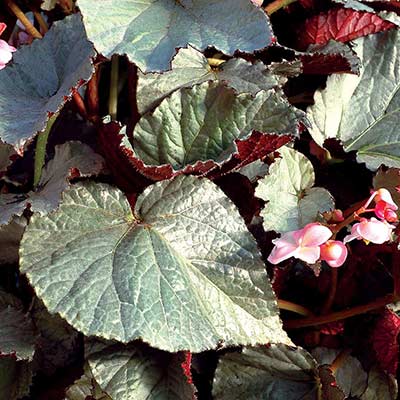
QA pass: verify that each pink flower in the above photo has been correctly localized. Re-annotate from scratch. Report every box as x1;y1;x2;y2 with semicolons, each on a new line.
0;23;16;70
319;240;348;268
364;188;398;222
268;223;332;265
343;218;395;245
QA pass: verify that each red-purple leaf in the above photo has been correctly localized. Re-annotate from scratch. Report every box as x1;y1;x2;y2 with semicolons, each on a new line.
299;8;394;49
372;308;400;375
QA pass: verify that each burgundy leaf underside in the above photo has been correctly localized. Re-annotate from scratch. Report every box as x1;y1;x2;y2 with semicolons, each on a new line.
299;7;394;49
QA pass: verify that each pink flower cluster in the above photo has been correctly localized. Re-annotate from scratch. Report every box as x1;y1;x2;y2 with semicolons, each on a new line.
344;189;397;245
0;23;16;70
268;223;347;268
268;188;398;268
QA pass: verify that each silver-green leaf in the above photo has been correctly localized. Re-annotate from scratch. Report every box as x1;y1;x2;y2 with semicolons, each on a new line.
20;176;290;352
86;341;195;400
133;81;305;171
213;344;320;400
137;46;297;114
0;14;95;150
77;0;273;72
307;30;400;170
255;146;334;233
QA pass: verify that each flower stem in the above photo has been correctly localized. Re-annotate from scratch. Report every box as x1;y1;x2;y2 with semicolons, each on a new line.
33;113;58;187
321;268;338;314
6;0;42;39
284;293;396;329
265;0;297;15
277;299;314;317
108;55;119;120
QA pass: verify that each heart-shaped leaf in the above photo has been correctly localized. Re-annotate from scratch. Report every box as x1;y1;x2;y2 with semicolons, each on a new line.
20;176;290;352
77;0;273;72
0;14;95;150
255;146;334;233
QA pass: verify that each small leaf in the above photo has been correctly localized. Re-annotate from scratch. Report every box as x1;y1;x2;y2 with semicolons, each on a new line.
255;146;334;233
213;344;321;399
307;30;400;169
311;347;367;397
133;81;304;172
299;8;394;49
65;364;111;400
0;14;95;150
0;141;105;226
0;216;26;264
86;341;196;400
360;365;398;400
77;0;273;72
20;176;290;352
0;306;36;361
137;47;295;114
0;357;33;400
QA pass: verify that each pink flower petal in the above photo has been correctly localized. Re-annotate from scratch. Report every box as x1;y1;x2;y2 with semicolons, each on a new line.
0;48;12;65
272;230;299;248
320;240;348;268
0;39;16;52
0;23;6;36
267;243;298;264
301;223;332;246
295;246;321;264
376;188;398;210
356;218;393;244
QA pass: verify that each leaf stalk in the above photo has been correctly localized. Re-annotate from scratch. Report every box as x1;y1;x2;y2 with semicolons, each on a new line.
108;55;119;121
265;0;298;15
6;0;43;39
33;113;59;187
284;293;396;329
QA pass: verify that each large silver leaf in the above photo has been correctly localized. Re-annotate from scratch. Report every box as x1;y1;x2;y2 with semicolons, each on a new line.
20;176;290;352
77;0;273;72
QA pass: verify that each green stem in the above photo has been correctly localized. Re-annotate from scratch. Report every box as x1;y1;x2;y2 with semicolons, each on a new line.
108;55;119;121
33;113;58;187
265;0;297;15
